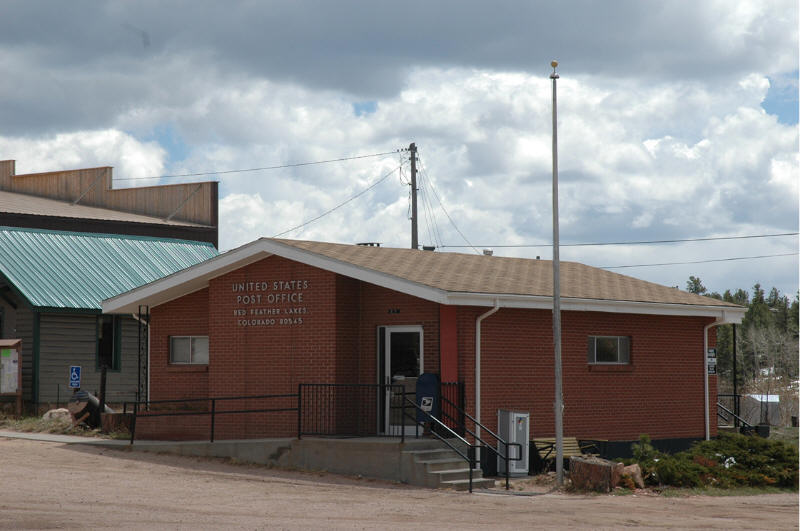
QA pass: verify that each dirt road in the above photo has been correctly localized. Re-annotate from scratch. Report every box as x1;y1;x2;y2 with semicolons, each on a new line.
1;437;796;530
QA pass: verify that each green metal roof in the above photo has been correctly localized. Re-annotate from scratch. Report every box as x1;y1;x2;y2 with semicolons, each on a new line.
0;226;218;311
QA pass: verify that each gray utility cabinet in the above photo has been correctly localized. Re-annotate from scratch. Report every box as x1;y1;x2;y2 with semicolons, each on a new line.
497;409;530;476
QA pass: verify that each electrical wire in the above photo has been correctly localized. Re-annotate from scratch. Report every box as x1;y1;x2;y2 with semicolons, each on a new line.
421;172;445;248
439;232;799;249
417;154;479;254
271;162;405;238
113;150;402;182
418;171;442;248
599;252;797;269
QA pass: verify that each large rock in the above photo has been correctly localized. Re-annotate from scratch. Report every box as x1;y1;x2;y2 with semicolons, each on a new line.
622;463;645;489
569;456;624;492
42;408;71;423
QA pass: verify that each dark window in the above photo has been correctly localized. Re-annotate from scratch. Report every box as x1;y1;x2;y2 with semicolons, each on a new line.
97;315;121;370
587;336;630;364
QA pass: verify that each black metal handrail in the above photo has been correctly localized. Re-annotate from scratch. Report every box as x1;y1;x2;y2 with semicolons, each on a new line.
717;393;742;428
400;396;479;493
125;392;298;444
717;401;752;429
297;383;412;440
439;394;522;490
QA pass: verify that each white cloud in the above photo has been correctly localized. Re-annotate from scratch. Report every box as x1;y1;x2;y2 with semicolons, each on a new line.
0;1;796;297
0;130;165;183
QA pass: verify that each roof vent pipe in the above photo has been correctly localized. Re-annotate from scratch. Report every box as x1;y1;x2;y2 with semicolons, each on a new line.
482;249;493;256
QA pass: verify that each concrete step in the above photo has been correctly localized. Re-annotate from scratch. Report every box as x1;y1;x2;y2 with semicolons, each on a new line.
403;448;458;461
430;467;479;483
440;477;496;491
419;457;467;472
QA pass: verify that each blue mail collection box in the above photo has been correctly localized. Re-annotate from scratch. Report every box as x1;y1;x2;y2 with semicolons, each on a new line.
415;372;440;423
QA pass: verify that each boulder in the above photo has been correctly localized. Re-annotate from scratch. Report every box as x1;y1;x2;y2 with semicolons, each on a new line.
622;463;645;489
42;408;71;423
569;456;624;492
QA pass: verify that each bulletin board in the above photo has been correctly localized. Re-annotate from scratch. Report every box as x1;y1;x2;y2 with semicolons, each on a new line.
0;339;22;415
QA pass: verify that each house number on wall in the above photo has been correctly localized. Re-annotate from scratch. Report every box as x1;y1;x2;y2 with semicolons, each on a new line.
231;279;310;327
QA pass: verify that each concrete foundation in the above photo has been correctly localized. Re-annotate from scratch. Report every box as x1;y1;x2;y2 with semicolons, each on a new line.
126;436;488;488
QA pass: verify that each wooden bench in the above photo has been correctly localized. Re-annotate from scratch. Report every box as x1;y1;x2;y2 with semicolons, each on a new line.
532;437;605;473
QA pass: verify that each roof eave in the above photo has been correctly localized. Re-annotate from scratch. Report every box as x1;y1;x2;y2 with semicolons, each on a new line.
445;292;746;321
103;238;450;314
102;238;745;323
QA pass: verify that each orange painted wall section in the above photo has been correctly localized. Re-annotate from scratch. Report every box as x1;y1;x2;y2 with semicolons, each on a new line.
439;305;458;382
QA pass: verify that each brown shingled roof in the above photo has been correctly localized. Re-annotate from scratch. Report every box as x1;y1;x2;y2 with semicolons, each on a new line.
274;239;740;308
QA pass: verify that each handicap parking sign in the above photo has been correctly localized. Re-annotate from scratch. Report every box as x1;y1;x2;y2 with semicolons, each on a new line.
69;366;81;389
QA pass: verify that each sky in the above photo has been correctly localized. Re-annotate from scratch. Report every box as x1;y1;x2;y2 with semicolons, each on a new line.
1;1;798;299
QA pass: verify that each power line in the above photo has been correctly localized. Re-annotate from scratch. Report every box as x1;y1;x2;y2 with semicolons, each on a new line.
439;232;799;249
272;162;405;238
417;154;479;254
600;252;797;269
113;150;402;182
418;170;444;248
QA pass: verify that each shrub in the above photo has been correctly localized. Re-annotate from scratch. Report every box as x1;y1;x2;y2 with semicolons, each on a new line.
635;433;798;490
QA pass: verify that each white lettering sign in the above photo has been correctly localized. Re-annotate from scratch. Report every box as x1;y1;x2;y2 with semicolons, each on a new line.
232;279;310;327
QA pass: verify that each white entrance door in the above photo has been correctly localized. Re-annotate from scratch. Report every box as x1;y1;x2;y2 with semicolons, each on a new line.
379;326;423;435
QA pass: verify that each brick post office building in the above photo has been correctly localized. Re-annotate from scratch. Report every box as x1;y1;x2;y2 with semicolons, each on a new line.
104;238;744;453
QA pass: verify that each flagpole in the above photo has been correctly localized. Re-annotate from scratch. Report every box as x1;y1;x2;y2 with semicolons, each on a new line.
550;60;565;487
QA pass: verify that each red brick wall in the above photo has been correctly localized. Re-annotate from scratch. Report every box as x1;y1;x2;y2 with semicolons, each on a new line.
457;306;718;442
144;255;718;442
356;283;440;383
143;288;211;440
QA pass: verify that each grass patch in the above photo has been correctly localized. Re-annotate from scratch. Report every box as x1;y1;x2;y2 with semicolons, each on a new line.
0;414;127;439
0;415;88;436
660;486;792;497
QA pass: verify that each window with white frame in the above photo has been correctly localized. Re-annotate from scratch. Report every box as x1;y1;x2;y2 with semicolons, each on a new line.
587;336;630;364
169;336;209;364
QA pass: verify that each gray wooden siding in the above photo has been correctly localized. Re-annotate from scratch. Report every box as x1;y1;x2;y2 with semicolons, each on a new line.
37;314;139;406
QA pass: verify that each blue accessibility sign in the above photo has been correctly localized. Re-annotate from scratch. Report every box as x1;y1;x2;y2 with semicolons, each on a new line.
69;366;81;389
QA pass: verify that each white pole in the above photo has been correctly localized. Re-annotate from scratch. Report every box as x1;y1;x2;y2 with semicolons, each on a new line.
550;60;565;487
475;300;500;466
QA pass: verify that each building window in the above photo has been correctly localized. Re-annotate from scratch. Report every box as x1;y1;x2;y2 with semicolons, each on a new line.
97;315;122;370
170;336;209;365
587;336;630;364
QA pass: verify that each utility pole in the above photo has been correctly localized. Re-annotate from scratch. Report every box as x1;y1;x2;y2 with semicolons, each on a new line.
550;60;565;487
409;142;418;250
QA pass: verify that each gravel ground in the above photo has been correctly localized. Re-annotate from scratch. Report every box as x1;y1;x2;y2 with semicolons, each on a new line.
1;437;797;530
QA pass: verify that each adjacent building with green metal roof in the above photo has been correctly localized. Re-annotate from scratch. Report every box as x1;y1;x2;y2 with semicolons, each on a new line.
0;227;217;311
0;226;218;407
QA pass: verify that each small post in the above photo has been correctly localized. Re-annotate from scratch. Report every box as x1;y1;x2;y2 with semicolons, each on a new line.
468;445;475;493
210;398;216;443
732;324;739;427
130;401;138;445
505;441;510;490
400;386;406;444
98;364;108;429
297;384;303;439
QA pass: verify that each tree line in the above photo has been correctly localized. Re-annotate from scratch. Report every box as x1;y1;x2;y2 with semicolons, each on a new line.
686;276;799;407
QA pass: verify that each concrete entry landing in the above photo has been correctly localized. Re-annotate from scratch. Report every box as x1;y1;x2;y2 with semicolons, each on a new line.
0;430;495;490
127;436;494;490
